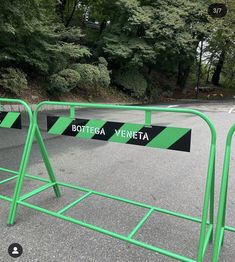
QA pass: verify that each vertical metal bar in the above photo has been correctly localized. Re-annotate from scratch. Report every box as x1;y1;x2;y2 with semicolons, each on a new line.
70;106;75;118
145;110;152;126
209;156;215;242
34;125;61;198
197;143;216;262
212;125;235;262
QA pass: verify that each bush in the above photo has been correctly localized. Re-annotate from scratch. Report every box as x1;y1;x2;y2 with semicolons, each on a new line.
114;69;147;98
49;69;81;93
98;63;110;88
0;67;28;96
71;62;110;90
98;57;108;67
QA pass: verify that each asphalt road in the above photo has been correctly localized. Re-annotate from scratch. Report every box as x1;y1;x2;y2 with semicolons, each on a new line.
1;100;235;262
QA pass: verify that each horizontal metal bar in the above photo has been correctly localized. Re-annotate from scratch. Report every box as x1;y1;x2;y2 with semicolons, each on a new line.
0;170;51;184
25;174;51;183
57;181;206;224
58;192;93;214
19;183;55;201
0;195;12;202
0;98;33;121
0;175;18;185
0;170;52;184
18;200;195;262
35;101;217;146
202;224;213;258
128;208;154;239
0;167;18;175
225;225;235;232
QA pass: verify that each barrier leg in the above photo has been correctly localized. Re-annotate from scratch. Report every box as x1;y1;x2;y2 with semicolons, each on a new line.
212;143;231;262
35;126;61;198
197;144;216;262
7;124;36;225
7;124;61;225
209;158;215;242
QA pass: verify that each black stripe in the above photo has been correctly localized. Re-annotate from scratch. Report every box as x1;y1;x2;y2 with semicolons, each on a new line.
47;116;59;131
126;126;166;146
11;114;22;129
62;119;90;137
168;130;191;152
0;112;7;122
92;121;124;141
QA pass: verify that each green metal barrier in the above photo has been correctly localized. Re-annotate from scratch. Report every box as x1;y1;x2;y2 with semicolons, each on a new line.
212;124;235;262
0;98;34;202
0;98;61;217
3;101;216;262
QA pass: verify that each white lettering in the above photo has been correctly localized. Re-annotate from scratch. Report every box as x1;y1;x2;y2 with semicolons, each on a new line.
143;133;149;141
115;129;120;136
114;129;150;141
100;128;105;135
71;124;106;136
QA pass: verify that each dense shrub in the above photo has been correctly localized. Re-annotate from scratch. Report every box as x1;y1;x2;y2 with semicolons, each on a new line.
98;57;108;67
49;69;81;93
0;67;28;95
71;61;110;90
114;69;147;98
71;64;100;90
98;63;110;88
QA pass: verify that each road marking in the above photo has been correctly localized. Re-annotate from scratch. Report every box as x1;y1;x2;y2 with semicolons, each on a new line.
229;108;234;114
168;105;179;108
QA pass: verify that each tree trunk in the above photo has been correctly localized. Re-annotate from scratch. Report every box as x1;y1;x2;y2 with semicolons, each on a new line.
211;49;226;86
99;20;107;35
65;0;78;27
177;62;191;90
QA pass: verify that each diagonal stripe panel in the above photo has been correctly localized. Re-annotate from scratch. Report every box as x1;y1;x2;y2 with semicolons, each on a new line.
147;127;190;150
0;112;21;129
47;117;73;135
47;116;191;152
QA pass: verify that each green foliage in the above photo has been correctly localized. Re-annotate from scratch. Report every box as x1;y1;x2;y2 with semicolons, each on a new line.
49;69;81;93
0;1;90;76
98;57;108;67
114;68;147;98
71;60;110;90
98;63;110;88
0;68;28;96
99;0;209;69
1;0;234;99
71;64;100;90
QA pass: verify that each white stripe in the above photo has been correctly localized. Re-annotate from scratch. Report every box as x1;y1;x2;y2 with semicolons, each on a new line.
229;108;234;114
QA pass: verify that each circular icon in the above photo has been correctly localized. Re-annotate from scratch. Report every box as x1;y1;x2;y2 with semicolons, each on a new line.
8;243;23;258
208;3;227;18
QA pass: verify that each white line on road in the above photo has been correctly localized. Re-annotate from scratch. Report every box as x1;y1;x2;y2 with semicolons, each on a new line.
168;105;179;108
229;108;234;114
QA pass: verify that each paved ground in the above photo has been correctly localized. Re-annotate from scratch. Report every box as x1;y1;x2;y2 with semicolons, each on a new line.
0;100;235;262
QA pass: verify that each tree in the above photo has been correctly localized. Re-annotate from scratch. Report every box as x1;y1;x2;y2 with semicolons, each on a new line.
0;0;90;76
98;0;210;90
206;0;235;86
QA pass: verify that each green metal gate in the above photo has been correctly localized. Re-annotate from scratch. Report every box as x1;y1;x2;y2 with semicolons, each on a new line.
212;124;235;262
0;100;216;262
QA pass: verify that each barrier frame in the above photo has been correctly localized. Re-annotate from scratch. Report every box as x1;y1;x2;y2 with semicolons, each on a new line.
212;124;235;262
2;101;216;262
0;98;61;221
